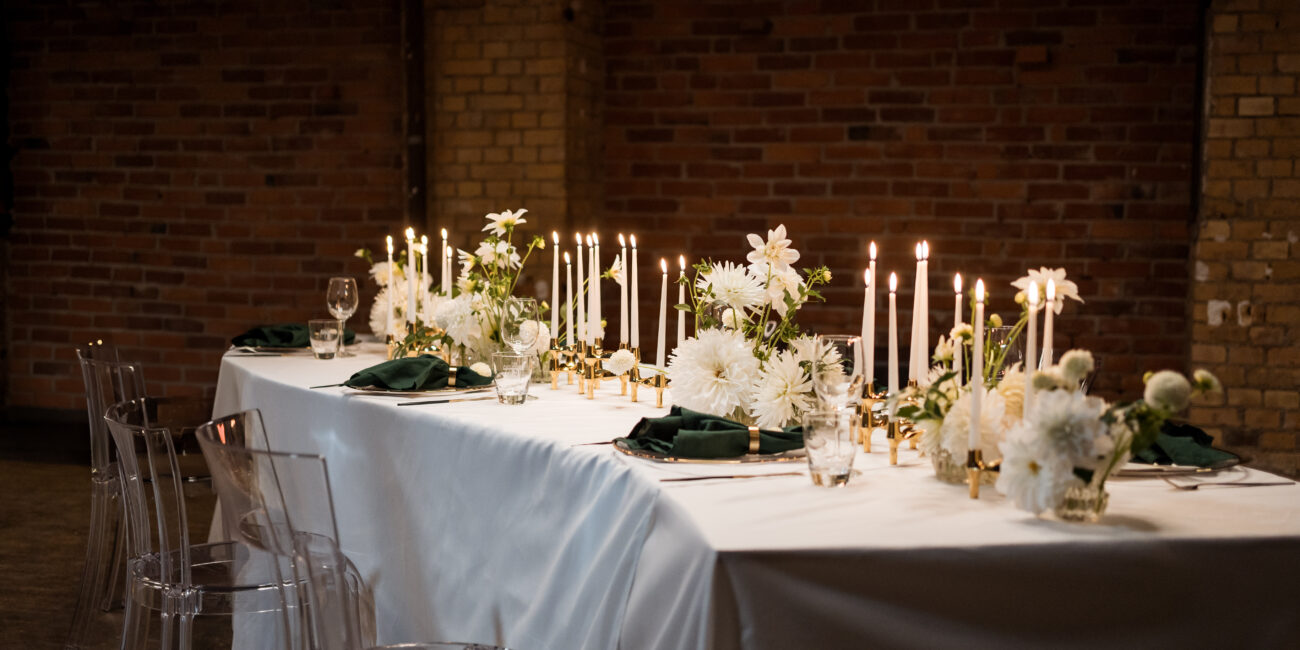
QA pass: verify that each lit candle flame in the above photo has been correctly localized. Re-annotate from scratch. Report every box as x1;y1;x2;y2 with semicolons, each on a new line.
954;273;962;294
869;241;877;261
975;279;985;302
441;228;447;239
552;231;559;244
446;245;453;257
386;235;393;253
592;233;599;245
864;269;871;286
576;232;583;245
1028;280;1039;306
586;234;593;246
889;272;898;292
660;258;668;273
405;227;414;241
915;242;923;260
922;240;930;260
630;234;637;248
564;252;571;264
1046;279;1056;303
618;233;626;247
678;255;686;272
421;234;428;246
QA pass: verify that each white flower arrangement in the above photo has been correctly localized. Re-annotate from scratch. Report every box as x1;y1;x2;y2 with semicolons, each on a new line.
666;225;832;426
996;350;1222;517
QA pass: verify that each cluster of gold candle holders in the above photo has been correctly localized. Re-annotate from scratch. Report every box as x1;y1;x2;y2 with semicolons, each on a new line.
546;341;669;407
386;323;450;362
856;385;889;454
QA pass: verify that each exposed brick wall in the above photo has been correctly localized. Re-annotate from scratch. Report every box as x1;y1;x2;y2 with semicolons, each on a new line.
5;1;403;409
604;0;1201;400
1192;0;1300;477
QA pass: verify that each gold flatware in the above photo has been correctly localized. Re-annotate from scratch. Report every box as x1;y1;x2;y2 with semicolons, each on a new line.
660;472;803;483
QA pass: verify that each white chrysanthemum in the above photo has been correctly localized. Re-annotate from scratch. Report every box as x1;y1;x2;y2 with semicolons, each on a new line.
435;294;482;347
667;328;759;418
751;350;814;429
745;224;800;269
1059;349;1094;385
369;286;406;338
950;323;973;342
521;320;551;356
482;208;528;236
1192;368;1221;394
1031;389;1109;469
475;240;520;269
368;260;404;287
417;291;444;330
607;254;625;287
997;366;1026;421
933;386;1007;461
996;423;1076;515
720;308;745;329
606;348;636;376
697;261;765;315
750;262;805;317
1144;370;1191;412
469;362;493;377
1011;267;1083;315
789;334;837;369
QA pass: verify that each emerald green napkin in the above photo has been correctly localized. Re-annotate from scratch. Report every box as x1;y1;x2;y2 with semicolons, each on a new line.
617;406;803;459
343;355;492;391
1132;422;1238;468
232;323;356;348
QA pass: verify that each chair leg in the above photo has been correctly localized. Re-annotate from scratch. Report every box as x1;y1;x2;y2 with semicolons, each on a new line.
99;493;128;612
65;478;123;649
119;587;150;650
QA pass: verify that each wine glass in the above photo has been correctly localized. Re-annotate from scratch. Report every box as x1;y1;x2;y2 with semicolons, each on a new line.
326;277;359;357
810;334;863;411
501;297;540;355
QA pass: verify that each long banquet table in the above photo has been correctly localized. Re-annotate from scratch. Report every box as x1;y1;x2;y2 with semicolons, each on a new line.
214;344;1300;649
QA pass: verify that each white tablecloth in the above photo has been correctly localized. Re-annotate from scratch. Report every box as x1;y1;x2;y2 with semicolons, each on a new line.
214;347;1300;649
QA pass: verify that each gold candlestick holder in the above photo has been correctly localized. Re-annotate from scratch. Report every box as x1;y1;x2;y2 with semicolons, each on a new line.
548;343;570;390
906;379;920;450
617;343;633;396
967;449;983;499
633;371;669;408
584;343;605;399
857;384;888;453
887;418;902;466
385;334;398;361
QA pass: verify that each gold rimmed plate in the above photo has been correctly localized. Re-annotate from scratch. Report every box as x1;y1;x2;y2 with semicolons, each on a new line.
612;439;806;464
1114;451;1242;478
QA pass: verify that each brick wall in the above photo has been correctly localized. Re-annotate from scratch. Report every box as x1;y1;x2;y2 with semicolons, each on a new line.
604;0;1201;400
4;1;403;409
1193;0;1300;477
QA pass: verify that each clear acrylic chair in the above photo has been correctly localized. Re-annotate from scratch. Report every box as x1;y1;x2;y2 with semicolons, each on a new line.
195;409;510;650
104;397;297;650
67;342;145;649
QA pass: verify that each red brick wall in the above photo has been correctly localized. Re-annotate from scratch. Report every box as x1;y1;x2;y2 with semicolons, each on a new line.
1192;0;1300;477
604;0;1201;399
5;1;403;409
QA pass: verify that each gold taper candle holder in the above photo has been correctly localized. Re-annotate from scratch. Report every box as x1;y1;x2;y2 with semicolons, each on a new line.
858;383;888;453
887;418;902;466
634;371;669;408
549;343;568;390
617;343;633;396
967;449;984;499
584;344;604;399
906;379;920;449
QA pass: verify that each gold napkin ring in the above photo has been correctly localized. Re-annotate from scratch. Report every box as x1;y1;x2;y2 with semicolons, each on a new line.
448;366;458;387
747;426;760;454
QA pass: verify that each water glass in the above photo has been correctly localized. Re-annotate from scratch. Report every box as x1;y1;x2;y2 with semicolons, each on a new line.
501;297;540;354
308;320;341;360
491;352;532;405
801;409;857;487
326;277;359;357
810;334;862;410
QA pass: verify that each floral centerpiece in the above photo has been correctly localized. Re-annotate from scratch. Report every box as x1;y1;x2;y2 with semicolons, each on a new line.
895;267;1083;481
358;209;551;363
667;225;833;428
997;355;1221;521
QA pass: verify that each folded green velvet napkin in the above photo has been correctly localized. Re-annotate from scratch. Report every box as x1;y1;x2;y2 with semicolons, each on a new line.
1132;422;1238;468
232;323;356;348
343;355;492;391
617;406;803;459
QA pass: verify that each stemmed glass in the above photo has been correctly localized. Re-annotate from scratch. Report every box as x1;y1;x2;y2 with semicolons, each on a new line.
326;277;359;357
500;297;540;355
810;334;863;411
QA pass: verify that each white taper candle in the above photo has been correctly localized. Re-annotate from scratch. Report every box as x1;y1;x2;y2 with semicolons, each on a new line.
1042;279;1056;370
1025;281;1038;421
971;279;986;451
631;235;640;349
888;272;899;394
565;253;574;346
657;258;668;368
677;255;686;346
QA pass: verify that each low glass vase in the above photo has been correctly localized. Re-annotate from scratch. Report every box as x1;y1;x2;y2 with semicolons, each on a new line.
1054;484;1109;523
931;448;995;485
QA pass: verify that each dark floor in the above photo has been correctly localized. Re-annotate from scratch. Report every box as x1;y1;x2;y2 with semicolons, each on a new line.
0;417;218;649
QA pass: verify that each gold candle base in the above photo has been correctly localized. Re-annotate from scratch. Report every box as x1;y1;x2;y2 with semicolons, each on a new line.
887;419;901;466
584;344;604;399
636;372;669;408
967;449;983;499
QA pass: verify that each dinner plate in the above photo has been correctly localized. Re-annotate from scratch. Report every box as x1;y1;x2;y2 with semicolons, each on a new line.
1113;450;1241;478
612;438;806;464
347;383;495;398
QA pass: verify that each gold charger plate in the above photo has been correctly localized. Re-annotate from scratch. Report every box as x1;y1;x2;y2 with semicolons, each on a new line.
348;383;495;398
612;439;805;464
